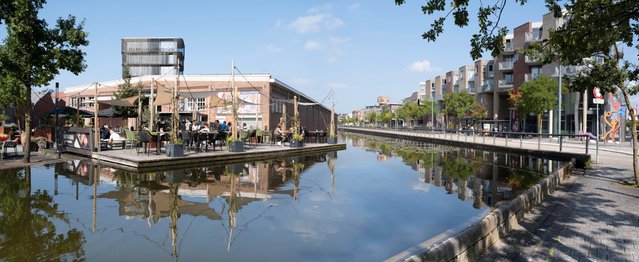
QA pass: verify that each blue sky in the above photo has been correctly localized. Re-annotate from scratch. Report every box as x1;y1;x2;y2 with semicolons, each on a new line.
27;1;638;113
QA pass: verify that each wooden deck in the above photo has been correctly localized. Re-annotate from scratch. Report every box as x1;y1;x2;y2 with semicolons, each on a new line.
92;142;346;172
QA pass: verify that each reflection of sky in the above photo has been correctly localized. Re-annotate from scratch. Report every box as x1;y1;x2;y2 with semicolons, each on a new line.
25;142;489;261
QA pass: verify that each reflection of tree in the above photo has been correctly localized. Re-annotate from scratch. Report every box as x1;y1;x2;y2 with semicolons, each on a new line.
292;162;305;200
0;167;85;261
506;169;543;195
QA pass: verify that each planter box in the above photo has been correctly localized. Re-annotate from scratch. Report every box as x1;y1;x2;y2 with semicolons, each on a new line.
228;141;244;152
290;140;304;148
165;143;184;157
326;137;338;144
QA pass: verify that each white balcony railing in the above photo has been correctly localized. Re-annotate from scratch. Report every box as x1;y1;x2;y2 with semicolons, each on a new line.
498;62;514;71
498;79;513;88
524;73;540;82
504;42;514;52
525;31;542;42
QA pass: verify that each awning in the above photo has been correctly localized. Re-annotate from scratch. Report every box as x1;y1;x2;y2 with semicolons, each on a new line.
98;96;139;107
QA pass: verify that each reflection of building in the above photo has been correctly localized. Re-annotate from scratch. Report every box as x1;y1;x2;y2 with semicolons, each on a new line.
60;74;331;131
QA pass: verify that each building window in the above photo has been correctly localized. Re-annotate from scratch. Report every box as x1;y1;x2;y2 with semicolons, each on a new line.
70;97;86;108
505;73;513;84
271;100;282;113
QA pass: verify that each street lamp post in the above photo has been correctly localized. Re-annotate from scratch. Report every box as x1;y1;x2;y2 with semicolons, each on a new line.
55;82;60;158
431;87;435;132
558;64;562;136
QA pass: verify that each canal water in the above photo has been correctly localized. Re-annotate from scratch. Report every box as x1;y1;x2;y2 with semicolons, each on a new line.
0;133;564;261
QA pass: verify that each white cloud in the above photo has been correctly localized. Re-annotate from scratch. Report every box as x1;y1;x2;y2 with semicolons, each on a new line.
407;60;440;72
348;3;361;10
265;44;283;53
329;36;350;45
287;14;344;34
326;56;338;64
274;19;283;28
304;40;322;50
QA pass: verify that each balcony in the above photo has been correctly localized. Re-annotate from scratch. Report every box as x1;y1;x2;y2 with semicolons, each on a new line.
498;61;514;71
525;31;542;42
481;80;494;93
524;73;540;82
503;42;514;53
498;80;513;89
525;55;542;65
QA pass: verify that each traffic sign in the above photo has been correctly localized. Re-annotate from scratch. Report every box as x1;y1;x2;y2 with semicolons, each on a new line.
593;98;604;104
619;109;624;117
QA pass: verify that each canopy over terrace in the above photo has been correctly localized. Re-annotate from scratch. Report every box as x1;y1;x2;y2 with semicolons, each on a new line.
60;74;333;132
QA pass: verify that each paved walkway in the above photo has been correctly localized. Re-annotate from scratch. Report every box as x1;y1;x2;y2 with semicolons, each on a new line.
341;127;639;261
478;149;639;261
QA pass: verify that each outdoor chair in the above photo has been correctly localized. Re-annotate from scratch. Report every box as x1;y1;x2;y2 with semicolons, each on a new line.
137;130;152;156
240;131;250;149
255;129;262;144
123;128;138;150
181;131;191;151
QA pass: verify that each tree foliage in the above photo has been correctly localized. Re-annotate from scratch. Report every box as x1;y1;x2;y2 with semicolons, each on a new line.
443;92;475;124
519;75;557;133
114;67;141;120
397;101;430;127
0;0;89;162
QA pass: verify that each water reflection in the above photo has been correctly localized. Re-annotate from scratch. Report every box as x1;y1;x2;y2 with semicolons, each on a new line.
0;133;568;261
0;167;86;261
345;133;563;208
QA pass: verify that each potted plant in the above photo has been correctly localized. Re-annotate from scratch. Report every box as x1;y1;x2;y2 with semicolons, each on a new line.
227;60;244;152
166;71;184;157
290;133;304;148
227;136;244;152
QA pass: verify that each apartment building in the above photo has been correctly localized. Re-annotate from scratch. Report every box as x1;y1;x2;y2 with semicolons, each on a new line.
414;11;601;134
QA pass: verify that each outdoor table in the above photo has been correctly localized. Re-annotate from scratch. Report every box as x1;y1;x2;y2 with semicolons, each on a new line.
151;132;169;155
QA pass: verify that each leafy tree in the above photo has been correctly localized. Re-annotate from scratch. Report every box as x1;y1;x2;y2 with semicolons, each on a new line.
443;92;475;128
376;105;393;126
469;101;487;123
519;75;557;134
397;102;430;127
0;0;89;163
364;111;377;125
114;67;142;121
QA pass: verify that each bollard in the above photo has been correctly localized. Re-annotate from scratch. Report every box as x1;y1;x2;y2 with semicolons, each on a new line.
559;136;563;152
585;136;589;154
520;134;523;149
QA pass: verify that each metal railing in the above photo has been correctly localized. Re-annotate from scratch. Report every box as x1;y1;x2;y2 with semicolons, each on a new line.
341;126;596;155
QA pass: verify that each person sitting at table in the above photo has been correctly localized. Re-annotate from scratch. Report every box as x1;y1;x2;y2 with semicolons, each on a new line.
242;123;248;131
274;124;287;146
220;121;228;132
199;123;210;133
108;127;125;149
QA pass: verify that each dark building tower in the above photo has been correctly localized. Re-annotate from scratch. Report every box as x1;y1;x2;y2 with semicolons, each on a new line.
121;37;185;77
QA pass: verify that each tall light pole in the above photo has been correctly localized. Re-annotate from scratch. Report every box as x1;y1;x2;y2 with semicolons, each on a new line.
431;87;435;131
557;64;562;135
